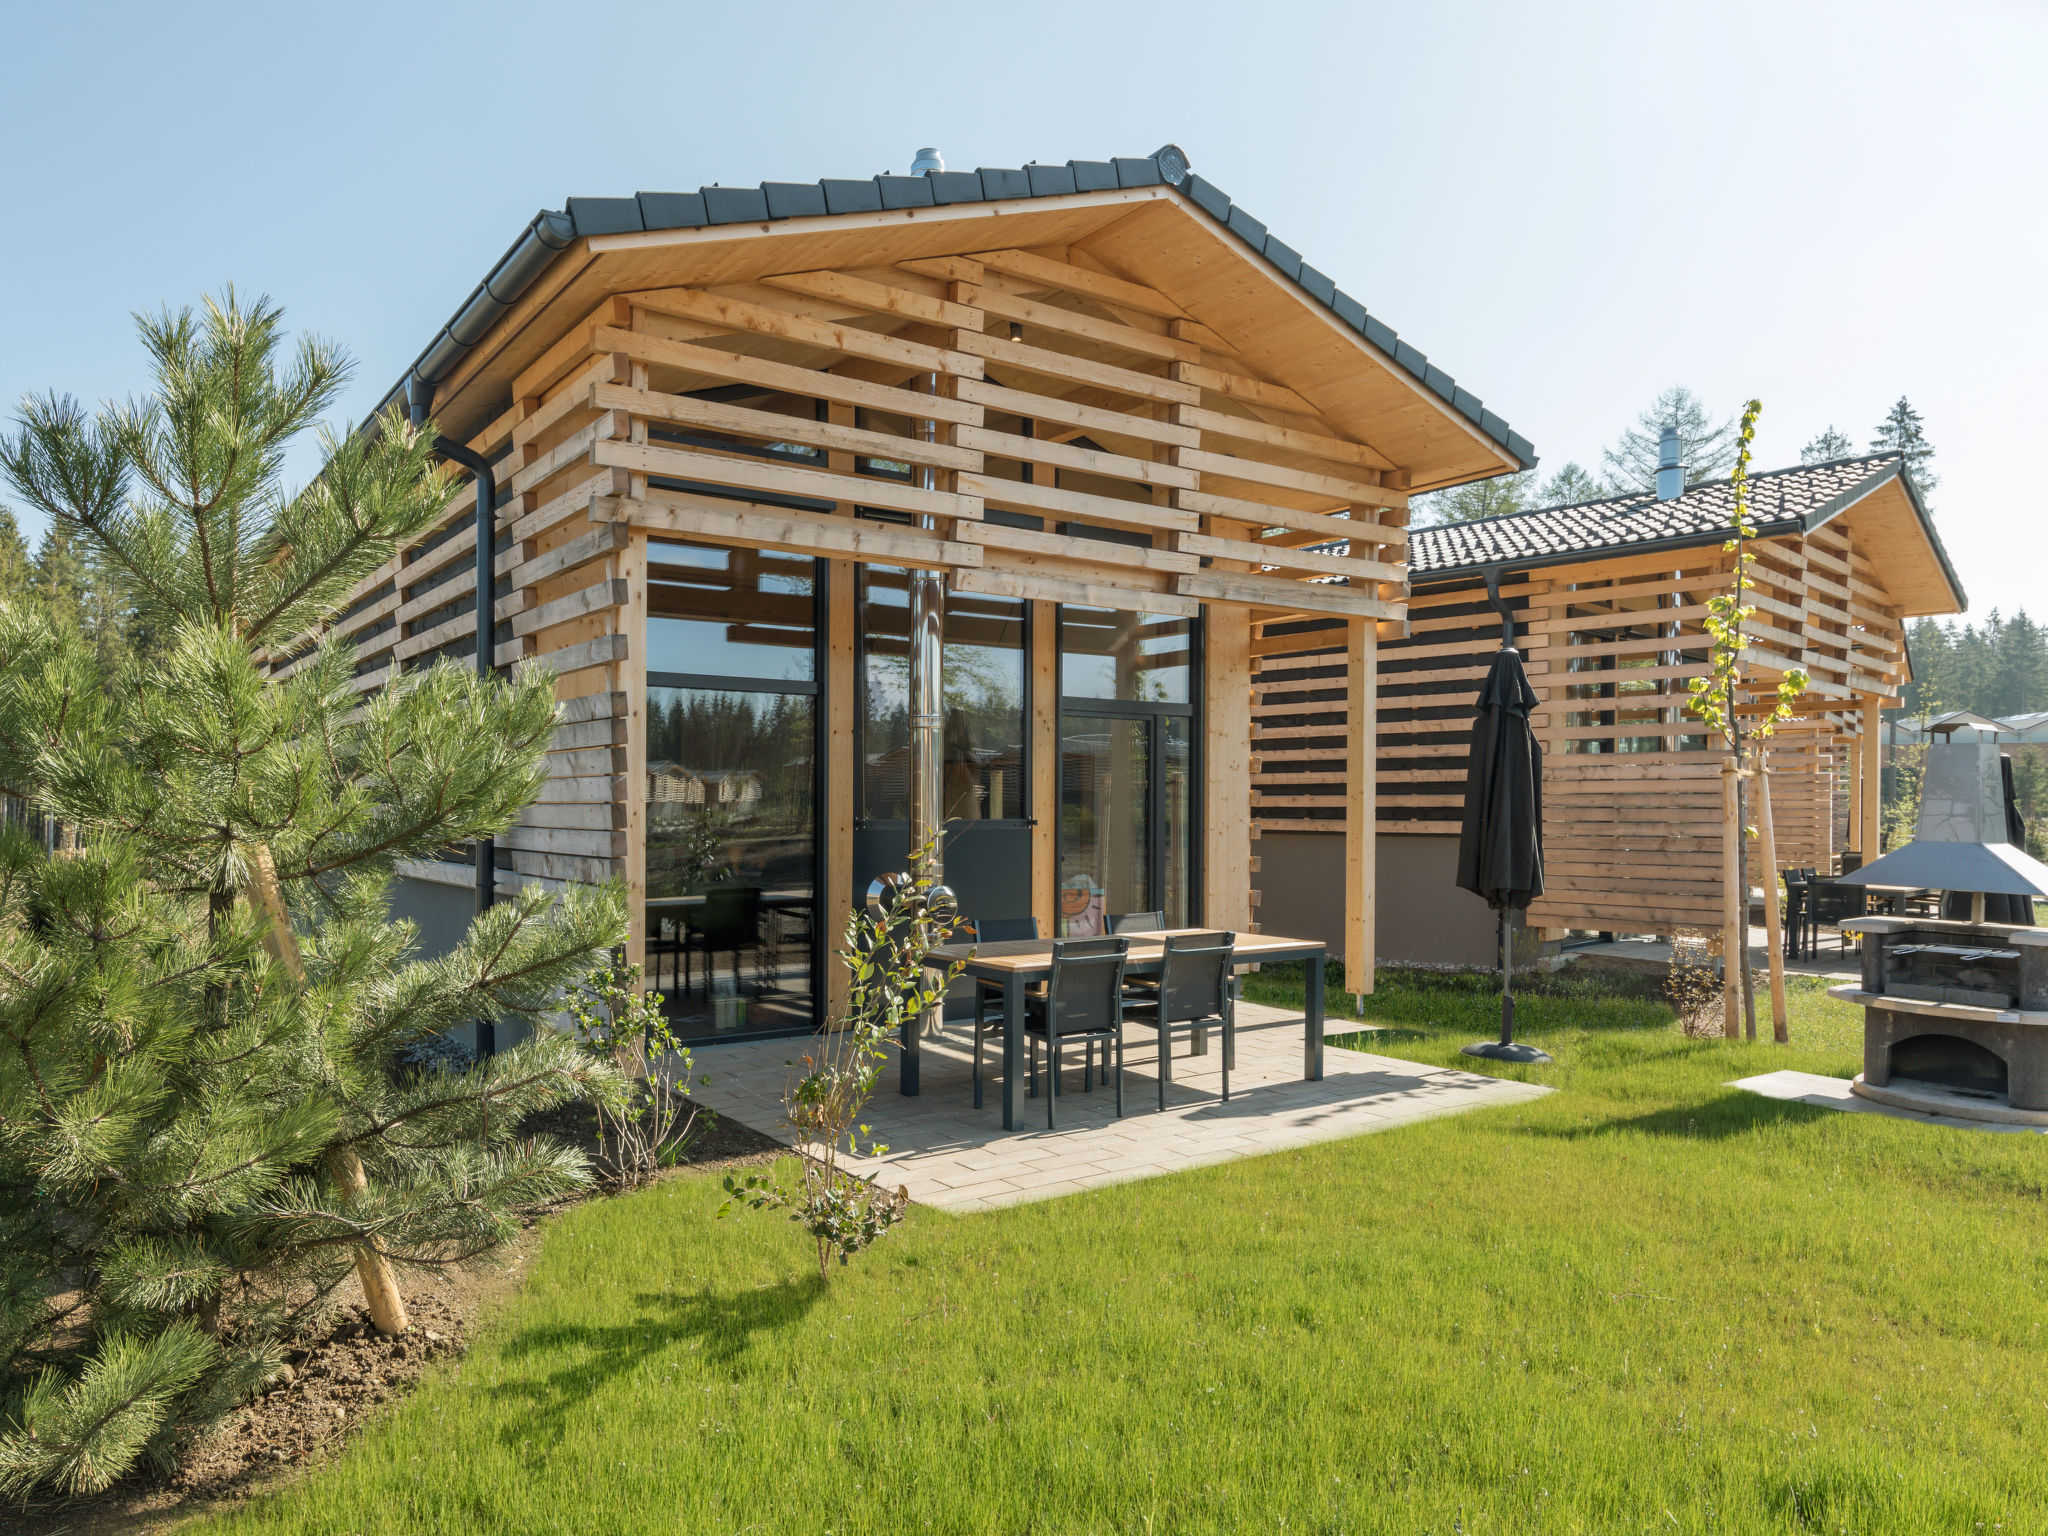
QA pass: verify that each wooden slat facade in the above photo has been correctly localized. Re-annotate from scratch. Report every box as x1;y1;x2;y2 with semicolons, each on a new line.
1248;517;1921;937
267;186;1515;997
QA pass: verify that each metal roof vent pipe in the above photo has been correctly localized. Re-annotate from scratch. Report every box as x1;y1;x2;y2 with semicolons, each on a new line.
1655;426;1685;501
911;147;944;175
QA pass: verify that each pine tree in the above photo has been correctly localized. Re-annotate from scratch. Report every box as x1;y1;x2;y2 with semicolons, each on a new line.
1871;396;1938;500
0;290;628;1496
1534;461;1607;506
1411;469;1534;525
1601;386;1735;492
0;506;29;610
1800;425;1855;463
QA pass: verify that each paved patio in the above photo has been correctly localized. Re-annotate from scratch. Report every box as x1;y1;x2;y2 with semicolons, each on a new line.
686;1002;1551;1211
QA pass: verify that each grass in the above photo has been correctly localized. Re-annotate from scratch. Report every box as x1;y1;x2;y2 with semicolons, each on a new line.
197;966;2048;1535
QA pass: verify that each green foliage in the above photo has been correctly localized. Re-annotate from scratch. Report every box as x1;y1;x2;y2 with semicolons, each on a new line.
189;972;2048;1535
0;290;627;1497
1411;469;1536;525
721;841;963;1280
1685;399;1810;754
1899;609;2048;722
1601;384;1736;490
1871;394;1938;501
565;961;713;1186
1800;424;1856;463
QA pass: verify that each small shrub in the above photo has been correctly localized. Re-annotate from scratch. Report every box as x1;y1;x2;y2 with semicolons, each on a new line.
566;962;712;1187
1665;931;1725;1039
721;840;962;1280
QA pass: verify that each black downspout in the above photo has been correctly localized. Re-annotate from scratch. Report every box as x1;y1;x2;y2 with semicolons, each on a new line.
410;380;499;1055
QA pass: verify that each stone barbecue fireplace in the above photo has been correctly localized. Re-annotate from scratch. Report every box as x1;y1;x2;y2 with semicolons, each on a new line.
1834;916;2048;1124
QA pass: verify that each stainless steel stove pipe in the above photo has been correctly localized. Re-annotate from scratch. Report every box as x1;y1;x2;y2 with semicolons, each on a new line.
907;373;946;884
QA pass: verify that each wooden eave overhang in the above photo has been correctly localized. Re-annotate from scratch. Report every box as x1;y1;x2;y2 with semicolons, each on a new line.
389;153;1531;493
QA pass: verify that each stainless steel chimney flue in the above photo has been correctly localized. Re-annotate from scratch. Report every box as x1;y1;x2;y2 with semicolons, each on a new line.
906;372;946;890
1655;426;1684;501
910;147;944;175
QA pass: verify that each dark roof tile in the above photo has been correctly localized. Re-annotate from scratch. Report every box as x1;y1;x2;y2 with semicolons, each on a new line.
567;196;643;236
761;182;827;219
1330;290;1367;330
1363;315;1398;354
979;166;1030;199
635;192;705;230
820;178;883;214
1027;163;1077;196
927;170;985;204
1183;173;1231;221
1296;263;1337;306
1410;455;1908;576
876;175;936;209
1262;236;1302;281
1113;156;1163;188
1069;159;1118;192
1393;339;1428;376
701;185;768;224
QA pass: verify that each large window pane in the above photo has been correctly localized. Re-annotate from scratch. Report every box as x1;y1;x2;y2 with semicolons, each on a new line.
1058;715;1151;936
648;540;815;684
1059;607;1191;703
644;687;815;1040
860;568;1025;820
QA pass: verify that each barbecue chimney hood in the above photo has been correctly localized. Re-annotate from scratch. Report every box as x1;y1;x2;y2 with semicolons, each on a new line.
1838;735;2048;898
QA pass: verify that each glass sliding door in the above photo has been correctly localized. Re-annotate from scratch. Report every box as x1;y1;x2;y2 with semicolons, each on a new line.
855;566;1032;926
644;540;820;1040
1056;607;1196;936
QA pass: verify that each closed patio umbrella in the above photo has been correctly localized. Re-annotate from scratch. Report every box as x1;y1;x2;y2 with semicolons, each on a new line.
1456;641;1551;1064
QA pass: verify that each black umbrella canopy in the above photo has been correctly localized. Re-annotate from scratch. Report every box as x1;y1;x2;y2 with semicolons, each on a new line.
1457;647;1545;913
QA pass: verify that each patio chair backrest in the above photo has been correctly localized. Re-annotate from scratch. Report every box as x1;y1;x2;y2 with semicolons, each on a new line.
1155;931;1235;1024
1109;911;1166;934
688;885;760;944
1808;882;1867;925
1045;936;1129;1037
972;915;1040;942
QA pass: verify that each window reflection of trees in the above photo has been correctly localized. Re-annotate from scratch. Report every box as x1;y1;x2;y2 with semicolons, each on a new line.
646;688;815;899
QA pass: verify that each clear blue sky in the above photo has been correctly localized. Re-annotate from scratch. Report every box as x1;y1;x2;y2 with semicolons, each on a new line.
5;0;2042;622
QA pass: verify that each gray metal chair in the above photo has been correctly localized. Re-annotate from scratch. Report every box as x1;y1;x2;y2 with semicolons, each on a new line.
1109;911;1166;934
1124;931;1237;1109
1022;937;1129;1128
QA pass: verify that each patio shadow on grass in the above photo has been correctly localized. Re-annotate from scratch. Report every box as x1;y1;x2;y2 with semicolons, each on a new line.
1525;1088;1840;1142
486;1274;825;1447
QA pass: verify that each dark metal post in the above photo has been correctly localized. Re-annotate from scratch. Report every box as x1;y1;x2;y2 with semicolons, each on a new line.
416;410;501;1056
1500;909;1515;1046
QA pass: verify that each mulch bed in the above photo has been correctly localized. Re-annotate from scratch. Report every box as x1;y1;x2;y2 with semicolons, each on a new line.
0;1100;784;1536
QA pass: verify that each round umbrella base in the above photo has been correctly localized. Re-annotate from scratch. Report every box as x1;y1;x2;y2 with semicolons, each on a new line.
1461;1041;1553;1065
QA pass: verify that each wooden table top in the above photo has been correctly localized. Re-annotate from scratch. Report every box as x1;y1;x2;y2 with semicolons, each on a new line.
926;929;1324;976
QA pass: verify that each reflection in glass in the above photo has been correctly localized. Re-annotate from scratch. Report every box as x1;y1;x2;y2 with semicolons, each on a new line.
1058;607;1191;703
1058;715;1149;937
860;568;1025;820
647;540;815;683
644;688;815;1041
1163;715;1191;927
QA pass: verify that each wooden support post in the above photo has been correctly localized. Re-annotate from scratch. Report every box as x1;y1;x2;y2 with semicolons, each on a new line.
1861;693;1884;856
1343;617;1377;998
826;558;857;1022
1031;600;1057;938
1755;750;1789;1043
1203;603;1252;932
1722;758;1743;1040
619;531;649;982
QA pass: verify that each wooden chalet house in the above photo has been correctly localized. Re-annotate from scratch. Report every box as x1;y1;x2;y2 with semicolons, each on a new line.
1251;453;1965;963
273;145;1535;1043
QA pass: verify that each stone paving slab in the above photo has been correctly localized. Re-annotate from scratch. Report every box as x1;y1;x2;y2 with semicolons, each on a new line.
1732;1068;2048;1135
684;1002;1551;1210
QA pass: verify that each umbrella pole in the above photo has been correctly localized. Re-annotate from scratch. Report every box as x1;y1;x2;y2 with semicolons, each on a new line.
1500;908;1514;1046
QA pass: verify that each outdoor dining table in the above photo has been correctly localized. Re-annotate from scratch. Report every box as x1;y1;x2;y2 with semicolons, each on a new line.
919;930;1330;1130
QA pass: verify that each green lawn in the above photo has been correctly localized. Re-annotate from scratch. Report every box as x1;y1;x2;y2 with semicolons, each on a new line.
199;967;2048;1534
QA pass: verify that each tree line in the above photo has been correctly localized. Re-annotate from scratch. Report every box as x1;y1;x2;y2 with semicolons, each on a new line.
1414;388;1938;523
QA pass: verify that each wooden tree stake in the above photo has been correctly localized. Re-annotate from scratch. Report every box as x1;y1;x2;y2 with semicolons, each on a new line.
247;842;411;1335
1721;760;1742;1039
1754;751;1790;1043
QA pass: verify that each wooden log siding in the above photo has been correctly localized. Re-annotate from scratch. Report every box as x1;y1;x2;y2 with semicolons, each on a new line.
270;249;1418;969
1248;524;1907;936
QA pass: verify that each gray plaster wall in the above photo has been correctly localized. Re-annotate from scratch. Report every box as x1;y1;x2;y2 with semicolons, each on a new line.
1254;830;1499;971
387;874;532;1053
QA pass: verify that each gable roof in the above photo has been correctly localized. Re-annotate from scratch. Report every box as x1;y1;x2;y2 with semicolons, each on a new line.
371;145;1535;472
1408;452;1965;614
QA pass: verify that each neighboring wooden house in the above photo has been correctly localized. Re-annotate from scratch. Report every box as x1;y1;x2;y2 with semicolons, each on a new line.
1250;453;1964;962
268;145;1534;1040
